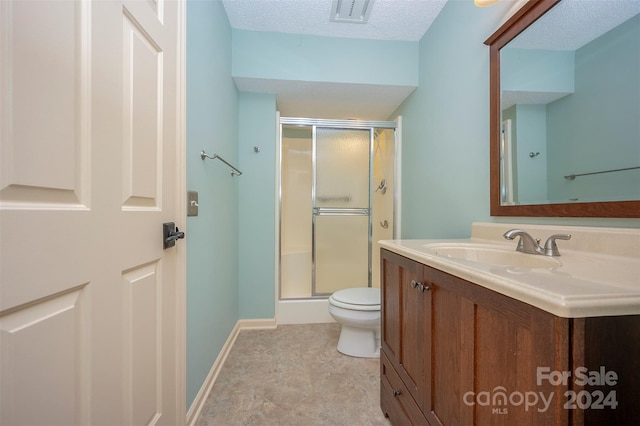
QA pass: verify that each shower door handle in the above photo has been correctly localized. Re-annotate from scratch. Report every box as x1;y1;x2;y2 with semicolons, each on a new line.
313;207;370;216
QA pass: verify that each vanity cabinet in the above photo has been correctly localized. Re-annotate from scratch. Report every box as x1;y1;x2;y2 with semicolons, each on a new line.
380;249;639;425
380;251;429;424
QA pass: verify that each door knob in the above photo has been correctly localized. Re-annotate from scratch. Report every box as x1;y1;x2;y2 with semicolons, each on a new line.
163;222;185;249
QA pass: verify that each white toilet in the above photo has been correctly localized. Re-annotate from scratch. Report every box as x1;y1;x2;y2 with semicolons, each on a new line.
328;287;381;358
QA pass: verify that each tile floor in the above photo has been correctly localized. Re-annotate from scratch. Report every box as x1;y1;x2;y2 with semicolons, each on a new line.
196;323;391;426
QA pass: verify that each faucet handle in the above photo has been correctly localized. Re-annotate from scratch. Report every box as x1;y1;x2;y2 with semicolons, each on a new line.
543;233;571;256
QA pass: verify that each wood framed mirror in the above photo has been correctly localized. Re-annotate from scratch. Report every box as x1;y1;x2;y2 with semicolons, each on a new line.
485;0;640;217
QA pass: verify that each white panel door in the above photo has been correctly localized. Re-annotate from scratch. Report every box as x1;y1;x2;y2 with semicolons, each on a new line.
0;0;185;425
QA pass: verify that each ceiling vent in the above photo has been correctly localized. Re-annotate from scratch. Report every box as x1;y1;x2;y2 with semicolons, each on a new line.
330;0;375;24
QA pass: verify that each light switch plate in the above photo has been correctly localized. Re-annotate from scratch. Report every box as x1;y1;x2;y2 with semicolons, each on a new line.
187;191;198;216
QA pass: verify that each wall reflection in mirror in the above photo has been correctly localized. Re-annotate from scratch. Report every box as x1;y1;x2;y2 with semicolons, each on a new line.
499;0;640;206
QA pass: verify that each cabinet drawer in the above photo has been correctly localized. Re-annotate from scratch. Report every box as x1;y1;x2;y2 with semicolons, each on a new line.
381;351;428;425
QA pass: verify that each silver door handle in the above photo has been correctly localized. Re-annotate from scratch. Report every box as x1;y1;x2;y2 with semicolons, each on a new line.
163;222;185;249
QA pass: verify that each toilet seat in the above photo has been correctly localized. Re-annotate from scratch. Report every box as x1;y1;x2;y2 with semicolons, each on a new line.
329;287;380;311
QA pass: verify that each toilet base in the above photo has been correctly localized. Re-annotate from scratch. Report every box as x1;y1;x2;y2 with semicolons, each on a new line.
336;324;381;358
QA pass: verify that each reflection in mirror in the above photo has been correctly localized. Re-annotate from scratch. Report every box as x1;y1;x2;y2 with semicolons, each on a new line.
486;0;640;217
501;0;640;206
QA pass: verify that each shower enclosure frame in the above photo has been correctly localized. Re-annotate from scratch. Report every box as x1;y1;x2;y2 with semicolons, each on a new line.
279;117;398;300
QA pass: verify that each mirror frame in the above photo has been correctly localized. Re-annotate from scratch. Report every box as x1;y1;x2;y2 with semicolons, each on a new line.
484;0;640;217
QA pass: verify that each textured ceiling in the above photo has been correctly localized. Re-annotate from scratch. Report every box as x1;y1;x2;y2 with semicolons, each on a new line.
222;0;449;41
510;0;640;50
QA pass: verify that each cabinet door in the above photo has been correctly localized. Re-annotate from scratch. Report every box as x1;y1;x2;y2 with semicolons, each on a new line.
474;304;569;424
381;250;429;411
381;249;402;362
424;268;475;426
425;265;570;425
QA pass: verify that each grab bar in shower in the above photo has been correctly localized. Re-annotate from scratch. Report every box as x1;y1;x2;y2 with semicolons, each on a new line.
200;150;242;176
564;166;640;180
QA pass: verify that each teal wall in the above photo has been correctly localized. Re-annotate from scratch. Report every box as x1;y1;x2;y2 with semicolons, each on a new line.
502;104;548;204
238;92;277;319
501;48;574;94
232;29;418;86
392;0;501;238
514;104;547;203
186;0;239;408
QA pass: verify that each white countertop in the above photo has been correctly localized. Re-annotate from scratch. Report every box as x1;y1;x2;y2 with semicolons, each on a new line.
379;223;640;318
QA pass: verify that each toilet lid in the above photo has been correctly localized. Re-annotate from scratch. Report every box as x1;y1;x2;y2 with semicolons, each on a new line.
331;287;380;307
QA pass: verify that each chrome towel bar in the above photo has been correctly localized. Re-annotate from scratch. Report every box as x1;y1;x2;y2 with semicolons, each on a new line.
564;166;639;180
200;150;242;176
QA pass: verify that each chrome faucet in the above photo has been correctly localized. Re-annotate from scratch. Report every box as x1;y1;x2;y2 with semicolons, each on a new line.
503;229;571;256
503;229;543;255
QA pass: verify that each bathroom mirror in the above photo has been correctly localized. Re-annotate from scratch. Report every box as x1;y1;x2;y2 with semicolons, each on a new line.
485;0;640;217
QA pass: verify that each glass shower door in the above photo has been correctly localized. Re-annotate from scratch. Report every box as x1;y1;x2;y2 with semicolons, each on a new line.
313;128;371;295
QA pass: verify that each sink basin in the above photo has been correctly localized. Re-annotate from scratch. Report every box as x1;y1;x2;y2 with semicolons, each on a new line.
424;243;561;269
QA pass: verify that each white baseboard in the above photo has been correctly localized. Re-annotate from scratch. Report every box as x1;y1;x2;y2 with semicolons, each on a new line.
186;321;240;426
186;318;277;425
276;299;335;324
237;318;277;330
